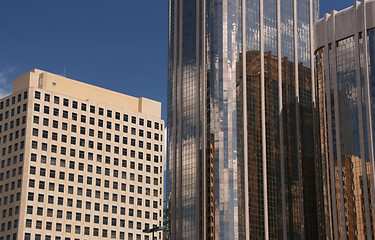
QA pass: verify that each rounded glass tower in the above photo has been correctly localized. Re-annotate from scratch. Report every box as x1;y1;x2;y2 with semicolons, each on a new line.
167;0;319;239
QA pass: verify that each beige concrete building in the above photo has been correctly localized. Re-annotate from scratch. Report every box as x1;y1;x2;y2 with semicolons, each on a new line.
0;69;164;240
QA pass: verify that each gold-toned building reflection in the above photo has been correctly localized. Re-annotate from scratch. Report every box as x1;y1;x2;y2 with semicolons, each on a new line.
334;156;374;239
236;49;318;239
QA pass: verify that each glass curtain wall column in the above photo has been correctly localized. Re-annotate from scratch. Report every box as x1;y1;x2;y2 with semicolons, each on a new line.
314;1;375;239
167;0;319;239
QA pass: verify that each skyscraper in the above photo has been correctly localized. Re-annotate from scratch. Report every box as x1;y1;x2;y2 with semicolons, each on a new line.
0;69;164;240
167;0;319;239
314;1;375;239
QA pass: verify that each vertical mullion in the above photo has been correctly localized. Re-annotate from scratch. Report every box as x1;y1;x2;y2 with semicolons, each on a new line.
195;1;201;239
241;0;250;239
323;13;339;240
259;0;269;238
353;2;373;238
201;0;207;238
277;0;286;237
362;2;375;234
330;11;348;240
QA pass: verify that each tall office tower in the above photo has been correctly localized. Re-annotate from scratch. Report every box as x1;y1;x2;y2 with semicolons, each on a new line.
167;0;319;239
0;69;164;240
314;1;375;239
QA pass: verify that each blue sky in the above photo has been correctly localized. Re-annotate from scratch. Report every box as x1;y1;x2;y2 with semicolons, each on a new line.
0;0;356;120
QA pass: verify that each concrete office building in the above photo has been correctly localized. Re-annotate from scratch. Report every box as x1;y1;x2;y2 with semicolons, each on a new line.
314;1;375;239
0;69;164;240
167;0;319;239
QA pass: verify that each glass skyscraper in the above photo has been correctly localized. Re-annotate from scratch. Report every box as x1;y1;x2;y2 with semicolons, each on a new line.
314;1;375;239
167;0;319;239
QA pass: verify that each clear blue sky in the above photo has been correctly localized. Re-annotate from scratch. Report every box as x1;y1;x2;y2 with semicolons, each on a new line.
0;0;356;121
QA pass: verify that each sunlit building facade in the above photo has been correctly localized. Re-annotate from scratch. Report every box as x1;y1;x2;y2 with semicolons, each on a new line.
167;0;319;239
314;1;375;239
0;69;164;240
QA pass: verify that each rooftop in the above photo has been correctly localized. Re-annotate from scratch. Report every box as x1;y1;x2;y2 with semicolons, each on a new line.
12;69;161;118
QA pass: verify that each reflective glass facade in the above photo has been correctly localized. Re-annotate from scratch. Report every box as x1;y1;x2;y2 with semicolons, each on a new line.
314;1;375;239
168;0;319;239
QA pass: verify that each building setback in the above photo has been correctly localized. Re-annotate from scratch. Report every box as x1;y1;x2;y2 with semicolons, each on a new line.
314;1;375;239
0;69;164;240
167;0;319;239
